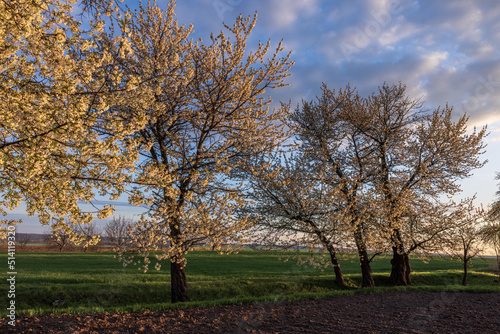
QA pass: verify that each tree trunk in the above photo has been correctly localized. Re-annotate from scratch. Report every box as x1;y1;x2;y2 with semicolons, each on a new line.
171;259;189;303
462;247;469;286
353;230;375;287
462;260;468;286
390;229;408;286
404;252;411;285
169;212;189;303
390;249;406;285
359;250;375;288
311;226;346;288
326;245;346;287
390;247;408;286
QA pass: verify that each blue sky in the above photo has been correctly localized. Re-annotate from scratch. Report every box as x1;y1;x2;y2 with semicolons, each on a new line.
10;0;500;232
170;0;500;203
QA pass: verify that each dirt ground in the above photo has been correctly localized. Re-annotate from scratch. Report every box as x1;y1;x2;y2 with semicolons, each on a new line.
1;291;499;333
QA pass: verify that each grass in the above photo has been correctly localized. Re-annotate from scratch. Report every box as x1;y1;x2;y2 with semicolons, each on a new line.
1;250;499;317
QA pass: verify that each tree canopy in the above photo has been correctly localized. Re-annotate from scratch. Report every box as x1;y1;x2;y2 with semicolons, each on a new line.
101;1;294;302
0;0;141;241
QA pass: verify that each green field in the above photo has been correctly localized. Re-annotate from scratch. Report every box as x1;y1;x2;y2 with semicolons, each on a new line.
1;250;499;317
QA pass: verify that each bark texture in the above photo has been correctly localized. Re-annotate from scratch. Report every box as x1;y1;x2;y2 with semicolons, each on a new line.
326;246;345;287
171;260;189;303
404;252;412;285
390;229;409;286
354;229;375;287
462;261;468;286
390;247;408;286
313;227;346;287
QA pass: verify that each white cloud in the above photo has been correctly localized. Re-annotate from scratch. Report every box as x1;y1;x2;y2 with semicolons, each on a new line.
268;0;319;29
418;51;448;74
378;23;418;46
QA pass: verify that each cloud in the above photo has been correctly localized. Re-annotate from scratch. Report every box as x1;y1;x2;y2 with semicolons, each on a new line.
266;0;320;29
134;0;500;130
378;22;419;46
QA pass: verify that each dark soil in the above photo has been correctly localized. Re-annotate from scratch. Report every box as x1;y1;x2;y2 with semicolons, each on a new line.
1;291;499;333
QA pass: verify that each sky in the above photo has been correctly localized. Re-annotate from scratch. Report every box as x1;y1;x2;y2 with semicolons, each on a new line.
9;0;500;233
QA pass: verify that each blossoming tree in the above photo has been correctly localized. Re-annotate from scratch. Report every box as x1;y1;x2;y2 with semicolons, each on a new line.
0;0;142;244
106;1;293;302
290;84;378;287
347;83;487;285
242;153;347;287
